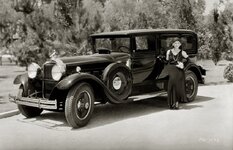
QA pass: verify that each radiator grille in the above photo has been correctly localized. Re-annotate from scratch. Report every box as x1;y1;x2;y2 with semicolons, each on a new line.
42;62;56;98
43;63;54;79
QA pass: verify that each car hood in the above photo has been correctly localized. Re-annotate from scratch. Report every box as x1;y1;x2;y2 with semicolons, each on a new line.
60;52;130;66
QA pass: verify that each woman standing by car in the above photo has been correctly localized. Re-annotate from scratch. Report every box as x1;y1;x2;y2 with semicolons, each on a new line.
165;39;189;109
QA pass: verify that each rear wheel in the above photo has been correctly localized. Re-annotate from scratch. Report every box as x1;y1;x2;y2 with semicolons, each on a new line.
17;86;43;118
65;82;94;128
185;71;198;102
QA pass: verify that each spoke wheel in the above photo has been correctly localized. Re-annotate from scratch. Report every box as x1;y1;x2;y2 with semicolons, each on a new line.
75;91;92;120
65;82;94;128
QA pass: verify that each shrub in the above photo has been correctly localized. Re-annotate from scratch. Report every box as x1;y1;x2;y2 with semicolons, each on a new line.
197;44;212;59
223;63;233;82
222;52;233;61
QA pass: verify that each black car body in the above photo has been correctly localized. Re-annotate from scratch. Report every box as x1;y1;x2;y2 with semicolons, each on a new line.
10;29;206;128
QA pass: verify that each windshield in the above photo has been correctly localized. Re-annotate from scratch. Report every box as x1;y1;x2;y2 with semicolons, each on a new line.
95;37;130;53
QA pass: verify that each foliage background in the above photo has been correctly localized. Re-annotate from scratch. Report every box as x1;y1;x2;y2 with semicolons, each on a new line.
0;0;233;66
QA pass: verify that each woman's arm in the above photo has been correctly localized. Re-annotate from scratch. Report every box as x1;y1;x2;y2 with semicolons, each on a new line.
181;51;190;63
166;50;171;61
182;51;189;59
176;50;188;69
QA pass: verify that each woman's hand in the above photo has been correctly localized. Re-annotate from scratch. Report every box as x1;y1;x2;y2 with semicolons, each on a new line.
176;61;184;69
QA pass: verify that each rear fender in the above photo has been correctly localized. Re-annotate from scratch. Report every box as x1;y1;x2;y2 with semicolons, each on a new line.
185;63;204;84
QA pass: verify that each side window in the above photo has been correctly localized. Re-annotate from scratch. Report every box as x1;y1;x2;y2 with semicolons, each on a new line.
180;35;195;52
135;36;155;51
159;37;177;55
136;36;148;51
159;34;197;56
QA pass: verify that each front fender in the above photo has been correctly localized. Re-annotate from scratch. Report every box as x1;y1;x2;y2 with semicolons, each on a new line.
13;73;28;85
56;73;104;90
55;73;123;104
13;73;29;92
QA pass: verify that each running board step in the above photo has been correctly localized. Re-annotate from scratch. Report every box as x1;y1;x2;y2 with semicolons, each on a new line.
128;91;167;102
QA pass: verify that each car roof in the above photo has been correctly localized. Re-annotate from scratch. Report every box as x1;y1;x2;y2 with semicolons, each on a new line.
90;29;196;38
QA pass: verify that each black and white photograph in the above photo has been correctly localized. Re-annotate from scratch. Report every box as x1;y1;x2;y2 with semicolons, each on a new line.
0;0;232;150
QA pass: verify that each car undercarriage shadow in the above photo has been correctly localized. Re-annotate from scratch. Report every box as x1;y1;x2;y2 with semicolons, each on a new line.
179;95;214;110
83;95;214;129
18;95;214;130
18;112;68;129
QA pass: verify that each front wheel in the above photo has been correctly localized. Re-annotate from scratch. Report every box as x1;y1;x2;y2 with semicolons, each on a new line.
17;86;43;118
185;71;198;102
65;82;94;128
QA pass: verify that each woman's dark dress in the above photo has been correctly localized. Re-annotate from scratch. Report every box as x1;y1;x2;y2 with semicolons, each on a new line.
165;50;187;108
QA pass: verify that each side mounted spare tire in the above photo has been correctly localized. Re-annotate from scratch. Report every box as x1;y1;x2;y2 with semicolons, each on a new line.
103;63;133;102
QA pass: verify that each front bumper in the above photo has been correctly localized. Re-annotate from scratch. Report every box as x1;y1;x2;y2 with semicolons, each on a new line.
9;94;57;110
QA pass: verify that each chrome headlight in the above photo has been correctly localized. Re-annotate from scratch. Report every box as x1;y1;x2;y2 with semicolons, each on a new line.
51;61;66;81
28;63;40;79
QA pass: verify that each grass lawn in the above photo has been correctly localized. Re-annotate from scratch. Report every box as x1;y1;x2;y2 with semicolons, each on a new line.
0;59;232;113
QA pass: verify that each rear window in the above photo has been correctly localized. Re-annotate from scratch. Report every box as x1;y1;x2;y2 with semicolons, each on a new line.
159;34;197;55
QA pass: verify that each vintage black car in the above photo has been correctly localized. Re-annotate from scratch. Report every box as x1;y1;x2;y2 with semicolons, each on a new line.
10;29;205;128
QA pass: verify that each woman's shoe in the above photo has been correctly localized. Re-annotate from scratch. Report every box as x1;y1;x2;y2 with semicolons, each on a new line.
169;105;173;109
174;102;179;109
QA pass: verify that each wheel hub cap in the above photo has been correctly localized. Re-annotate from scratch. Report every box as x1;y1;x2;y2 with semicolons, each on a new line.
85;103;89;109
77;100;80;108
75;91;92;120
113;76;122;90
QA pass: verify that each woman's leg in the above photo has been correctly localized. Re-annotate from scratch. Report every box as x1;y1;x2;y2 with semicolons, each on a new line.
173;69;185;109
167;76;177;109
166;65;181;109
177;71;187;103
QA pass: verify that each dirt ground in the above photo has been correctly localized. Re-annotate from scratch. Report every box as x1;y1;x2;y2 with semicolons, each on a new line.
0;63;26;113
1;83;232;150
0;59;232;113
196;59;231;85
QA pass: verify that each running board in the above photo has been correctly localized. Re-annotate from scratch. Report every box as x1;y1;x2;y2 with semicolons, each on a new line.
128;91;167;102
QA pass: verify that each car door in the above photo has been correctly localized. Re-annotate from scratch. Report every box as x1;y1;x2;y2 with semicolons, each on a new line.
156;34;180;79
131;35;156;83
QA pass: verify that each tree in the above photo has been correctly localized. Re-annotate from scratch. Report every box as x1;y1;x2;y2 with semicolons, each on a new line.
208;0;233;64
11;0;55;66
0;0;21;49
52;0;104;54
54;0;77;28
3;0;230;67
103;0;137;31
134;0;168;29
